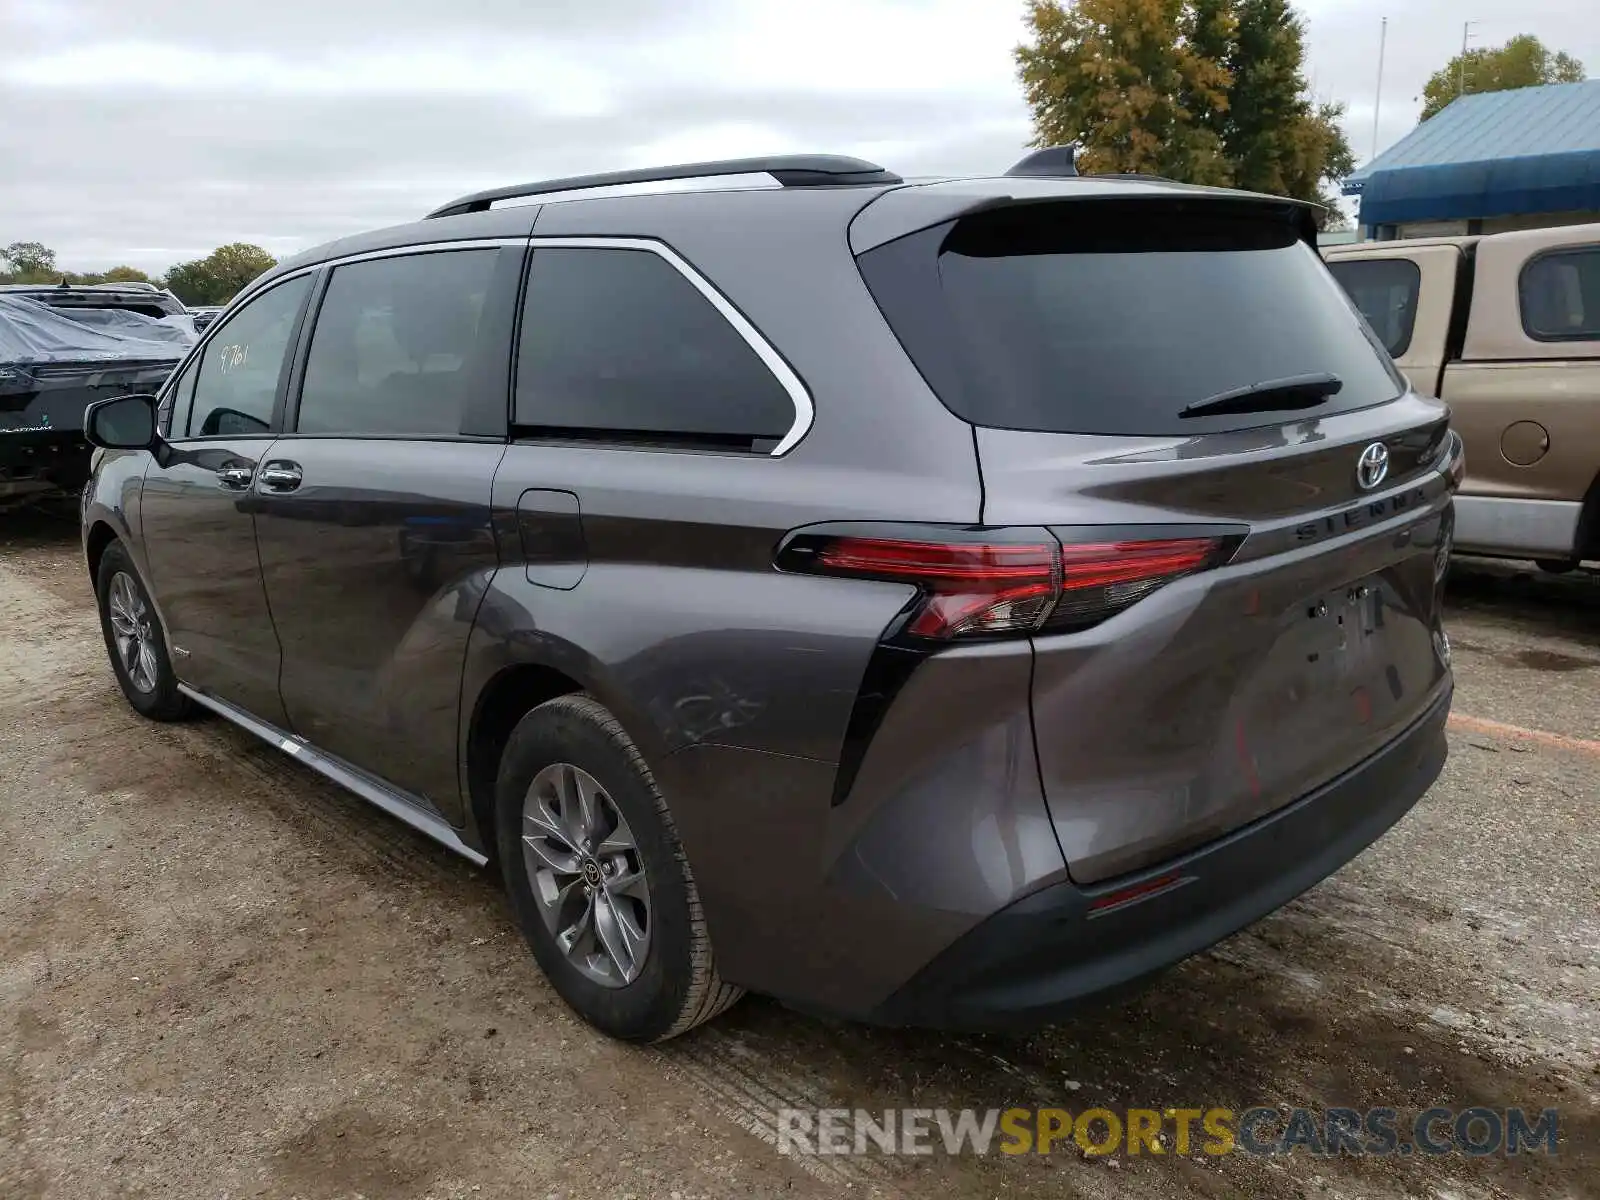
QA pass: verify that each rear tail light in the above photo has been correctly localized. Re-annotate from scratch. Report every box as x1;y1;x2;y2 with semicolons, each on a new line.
1045;538;1220;632
777;526;1231;641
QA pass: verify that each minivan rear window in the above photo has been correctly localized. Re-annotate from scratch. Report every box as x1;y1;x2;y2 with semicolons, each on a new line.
857;201;1405;437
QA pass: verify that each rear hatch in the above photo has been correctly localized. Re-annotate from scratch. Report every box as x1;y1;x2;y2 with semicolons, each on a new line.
857;191;1457;883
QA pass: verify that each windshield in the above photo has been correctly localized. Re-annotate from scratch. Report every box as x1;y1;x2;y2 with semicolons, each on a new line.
858;200;1405;437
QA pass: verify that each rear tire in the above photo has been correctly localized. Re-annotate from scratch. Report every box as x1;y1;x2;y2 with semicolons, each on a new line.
494;694;742;1041
1535;558;1578;575
94;540;192;722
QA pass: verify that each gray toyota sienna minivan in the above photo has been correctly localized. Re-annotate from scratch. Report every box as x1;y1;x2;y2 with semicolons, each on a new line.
80;152;1460;1041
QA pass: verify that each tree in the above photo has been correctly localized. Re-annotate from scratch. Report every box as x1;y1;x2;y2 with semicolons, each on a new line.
1420;34;1586;122
1181;0;1237;149
0;245;157;287
1015;0;1354;225
1016;0;1232;184
1224;0;1308;195
1224;0;1353;223
163;243;277;305
2;241;59;281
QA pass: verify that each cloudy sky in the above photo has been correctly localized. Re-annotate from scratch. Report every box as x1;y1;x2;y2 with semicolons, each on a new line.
3;0;1595;273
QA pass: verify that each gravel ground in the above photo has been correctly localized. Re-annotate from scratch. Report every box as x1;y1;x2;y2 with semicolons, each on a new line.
1;511;1595;1200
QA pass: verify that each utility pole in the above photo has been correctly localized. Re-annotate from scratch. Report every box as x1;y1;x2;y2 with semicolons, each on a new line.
1371;18;1388;161
1458;21;1478;97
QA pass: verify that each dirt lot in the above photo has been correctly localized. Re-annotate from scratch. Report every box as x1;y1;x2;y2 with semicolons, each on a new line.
2;512;1596;1200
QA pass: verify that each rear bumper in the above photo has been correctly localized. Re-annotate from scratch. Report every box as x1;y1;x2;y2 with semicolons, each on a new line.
865;682;1451;1030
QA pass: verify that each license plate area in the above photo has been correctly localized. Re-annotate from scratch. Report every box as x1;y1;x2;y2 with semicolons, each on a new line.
1301;578;1388;680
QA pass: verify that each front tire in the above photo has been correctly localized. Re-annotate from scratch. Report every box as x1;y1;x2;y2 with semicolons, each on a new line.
495;694;742;1041
95;540;192;721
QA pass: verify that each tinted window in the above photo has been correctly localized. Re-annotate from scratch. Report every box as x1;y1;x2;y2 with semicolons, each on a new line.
297;249;498;436
514;246;795;445
1327;257;1422;357
859;201;1405;436
1520;247;1600;342
186;276;310;438
162;359;198;440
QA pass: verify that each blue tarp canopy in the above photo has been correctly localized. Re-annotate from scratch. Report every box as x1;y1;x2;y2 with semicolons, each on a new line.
1344;81;1600;226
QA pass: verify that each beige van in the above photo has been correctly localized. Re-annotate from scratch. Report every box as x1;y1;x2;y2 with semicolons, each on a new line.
1326;224;1600;569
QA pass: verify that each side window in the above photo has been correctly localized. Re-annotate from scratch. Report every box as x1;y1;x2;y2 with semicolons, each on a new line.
1327;258;1421;358
186;275;311;438
514;246;796;445
295;249;497;437
1520;247;1600;342
162;358;198;439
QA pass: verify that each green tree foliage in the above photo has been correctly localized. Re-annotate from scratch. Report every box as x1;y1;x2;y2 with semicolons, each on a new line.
1016;0;1355;225
3;240;273;296
98;265;154;283
163;243;277;305
1;241;59;282
1420;34;1586;122
1225;0;1353;219
1181;0;1236;148
1016;0;1232;184
0;242;159;286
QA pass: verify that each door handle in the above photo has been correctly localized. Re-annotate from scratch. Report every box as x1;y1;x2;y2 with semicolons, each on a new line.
257;462;303;492
215;465;254;489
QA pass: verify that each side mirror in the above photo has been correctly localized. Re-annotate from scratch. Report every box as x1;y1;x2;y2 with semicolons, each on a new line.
84;393;160;451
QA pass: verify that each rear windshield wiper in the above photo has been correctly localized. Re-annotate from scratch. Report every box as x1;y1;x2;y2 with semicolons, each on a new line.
1178;372;1343;420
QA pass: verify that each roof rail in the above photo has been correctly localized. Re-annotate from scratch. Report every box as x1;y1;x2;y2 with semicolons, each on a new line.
1004;145;1078;178
424;154;903;219
1089;172;1180;183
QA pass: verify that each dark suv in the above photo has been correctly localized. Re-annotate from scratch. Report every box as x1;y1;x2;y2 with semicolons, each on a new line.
3;282;193;504
80;153;1460;1041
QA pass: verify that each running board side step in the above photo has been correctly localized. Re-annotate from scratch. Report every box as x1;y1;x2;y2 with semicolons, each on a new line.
178;684;489;867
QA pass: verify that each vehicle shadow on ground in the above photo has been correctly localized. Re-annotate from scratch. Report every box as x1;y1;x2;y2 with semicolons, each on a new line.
0;502;82;550
1446;558;1599;640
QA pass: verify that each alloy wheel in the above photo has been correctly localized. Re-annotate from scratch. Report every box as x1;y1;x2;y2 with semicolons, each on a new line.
521;762;651;988
107;572;158;694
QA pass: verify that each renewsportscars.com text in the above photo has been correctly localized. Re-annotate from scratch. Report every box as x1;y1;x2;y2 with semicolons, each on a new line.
777;1106;1561;1158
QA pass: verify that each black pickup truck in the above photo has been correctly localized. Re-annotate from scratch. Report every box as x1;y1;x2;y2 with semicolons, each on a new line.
1;283;197;507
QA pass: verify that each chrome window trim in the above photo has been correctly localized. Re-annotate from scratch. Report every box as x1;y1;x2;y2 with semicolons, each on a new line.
168;234;815;457
524;235;815;457
228;237;527;310
162;237;529;405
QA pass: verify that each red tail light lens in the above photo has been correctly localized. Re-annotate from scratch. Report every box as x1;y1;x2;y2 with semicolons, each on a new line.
778;528;1230;640
1046;538;1221;632
814;537;1058;638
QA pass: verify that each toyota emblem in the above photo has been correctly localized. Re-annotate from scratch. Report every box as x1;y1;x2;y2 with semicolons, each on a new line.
1356;442;1390;491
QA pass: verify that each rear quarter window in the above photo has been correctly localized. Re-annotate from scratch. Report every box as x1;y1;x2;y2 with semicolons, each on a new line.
513;245;798;450
857;200;1405;437
1519;246;1600;342
1326;257;1422;357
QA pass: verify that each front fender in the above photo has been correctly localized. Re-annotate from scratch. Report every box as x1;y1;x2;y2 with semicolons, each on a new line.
81;449;152;590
